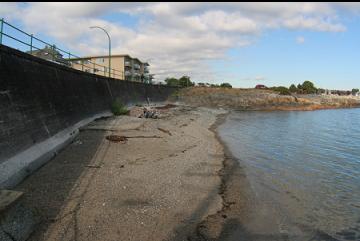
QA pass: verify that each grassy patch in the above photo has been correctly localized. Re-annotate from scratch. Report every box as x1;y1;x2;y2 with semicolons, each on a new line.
111;100;129;115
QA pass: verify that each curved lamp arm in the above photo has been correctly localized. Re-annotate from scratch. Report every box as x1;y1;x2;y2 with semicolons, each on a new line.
90;26;111;78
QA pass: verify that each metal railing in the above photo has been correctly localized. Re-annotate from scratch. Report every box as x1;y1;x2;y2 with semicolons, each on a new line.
0;18;125;80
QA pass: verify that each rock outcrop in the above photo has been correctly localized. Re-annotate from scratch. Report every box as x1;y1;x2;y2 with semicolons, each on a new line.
174;87;360;111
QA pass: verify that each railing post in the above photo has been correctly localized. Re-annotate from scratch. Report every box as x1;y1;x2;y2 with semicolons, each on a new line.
30;34;33;54
0;18;4;45
52;44;56;61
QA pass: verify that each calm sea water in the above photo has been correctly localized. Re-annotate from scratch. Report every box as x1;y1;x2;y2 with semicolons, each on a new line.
218;108;360;241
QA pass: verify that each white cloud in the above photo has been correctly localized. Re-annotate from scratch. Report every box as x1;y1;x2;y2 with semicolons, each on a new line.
241;76;266;82
296;36;305;44
283;16;345;32
255;76;266;81
0;2;355;83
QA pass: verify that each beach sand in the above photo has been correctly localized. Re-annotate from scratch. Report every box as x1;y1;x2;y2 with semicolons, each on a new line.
15;105;230;241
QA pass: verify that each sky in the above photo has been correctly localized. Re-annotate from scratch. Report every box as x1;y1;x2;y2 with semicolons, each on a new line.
1;2;360;89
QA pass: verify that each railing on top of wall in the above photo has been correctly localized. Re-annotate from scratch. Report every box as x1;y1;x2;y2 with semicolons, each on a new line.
0;18;127;80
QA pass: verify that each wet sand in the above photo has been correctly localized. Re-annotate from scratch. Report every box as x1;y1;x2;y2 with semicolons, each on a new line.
191;111;355;241
188;113;257;241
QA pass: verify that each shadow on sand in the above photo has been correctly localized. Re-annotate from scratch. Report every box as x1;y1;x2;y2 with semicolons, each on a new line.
14;128;108;241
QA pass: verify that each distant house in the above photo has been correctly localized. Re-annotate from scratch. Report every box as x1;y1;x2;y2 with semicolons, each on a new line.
332;90;351;96
255;84;267;89
323;89;332;95
27;45;69;66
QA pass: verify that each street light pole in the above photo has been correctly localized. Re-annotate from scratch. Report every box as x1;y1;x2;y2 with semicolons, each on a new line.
90;26;111;78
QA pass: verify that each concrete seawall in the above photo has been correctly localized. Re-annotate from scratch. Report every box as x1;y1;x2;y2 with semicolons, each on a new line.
0;44;177;188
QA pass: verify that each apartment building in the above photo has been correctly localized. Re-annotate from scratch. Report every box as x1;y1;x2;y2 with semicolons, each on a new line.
27;45;70;66
69;54;150;82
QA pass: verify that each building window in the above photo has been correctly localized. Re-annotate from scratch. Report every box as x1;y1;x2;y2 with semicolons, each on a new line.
96;58;105;63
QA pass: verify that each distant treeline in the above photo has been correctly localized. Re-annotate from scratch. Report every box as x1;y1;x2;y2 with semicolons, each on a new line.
269;80;318;95
271;81;359;96
163;76;359;96
164;76;232;88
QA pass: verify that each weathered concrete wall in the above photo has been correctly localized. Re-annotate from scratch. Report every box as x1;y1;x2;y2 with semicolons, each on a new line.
0;45;177;188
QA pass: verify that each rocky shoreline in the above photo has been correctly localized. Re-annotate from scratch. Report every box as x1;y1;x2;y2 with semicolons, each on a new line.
174;87;360;111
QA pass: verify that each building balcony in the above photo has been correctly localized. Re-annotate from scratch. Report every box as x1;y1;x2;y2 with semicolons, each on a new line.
125;61;131;67
125;71;132;76
133;64;140;70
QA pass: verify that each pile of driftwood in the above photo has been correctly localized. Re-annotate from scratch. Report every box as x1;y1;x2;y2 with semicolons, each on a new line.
140;107;159;119
128;104;177;119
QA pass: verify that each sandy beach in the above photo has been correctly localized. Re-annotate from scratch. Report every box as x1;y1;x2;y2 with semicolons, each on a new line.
8;103;359;241
14;104;231;241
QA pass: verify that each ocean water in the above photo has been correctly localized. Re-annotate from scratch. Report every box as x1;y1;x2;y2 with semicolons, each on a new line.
218;108;360;241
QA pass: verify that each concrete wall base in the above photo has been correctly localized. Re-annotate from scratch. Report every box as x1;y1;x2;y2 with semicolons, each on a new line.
0;112;112;189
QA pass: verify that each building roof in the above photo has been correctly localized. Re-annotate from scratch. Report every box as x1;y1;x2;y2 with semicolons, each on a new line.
69;54;148;65
26;46;63;57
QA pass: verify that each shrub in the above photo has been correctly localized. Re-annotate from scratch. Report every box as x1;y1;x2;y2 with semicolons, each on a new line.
170;89;180;97
289;84;298;93
111;100;129;115
271;86;291;95
220;82;232;88
164;76;195;87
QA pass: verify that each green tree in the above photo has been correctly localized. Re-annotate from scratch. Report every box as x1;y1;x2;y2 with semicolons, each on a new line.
289;84;298;93
178;76;194;87
220;82;232;88
352;88;359;95
164;77;179;86
301;80;317;94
